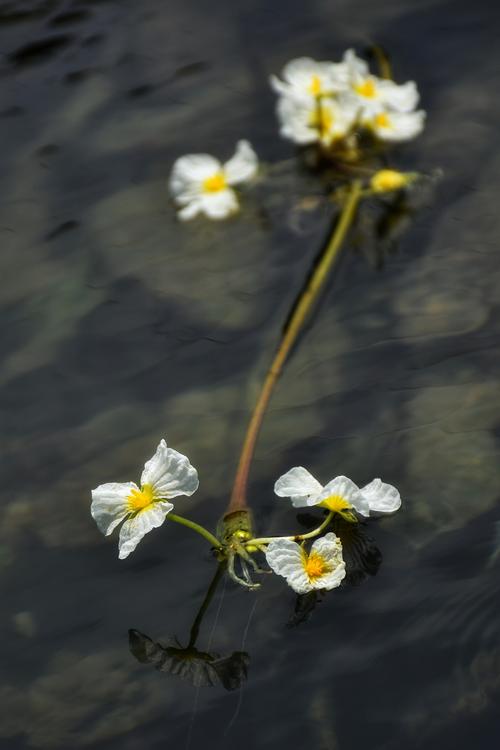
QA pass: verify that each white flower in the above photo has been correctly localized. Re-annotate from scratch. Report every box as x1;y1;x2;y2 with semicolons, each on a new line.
91;439;199;559
343;49;419;116
266;532;346;594
274;466;401;517
168;140;258;221
277;94;357;147
363;108;426;142
270;56;348;101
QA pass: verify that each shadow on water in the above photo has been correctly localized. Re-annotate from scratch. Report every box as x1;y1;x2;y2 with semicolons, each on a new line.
1;0;500;748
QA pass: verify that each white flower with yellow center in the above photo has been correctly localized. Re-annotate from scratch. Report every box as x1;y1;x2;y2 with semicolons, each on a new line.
363;108;426;142
343;49;419;116
266;532;346;594
277;94;357;147
270;56;348;100
91;439;199;559
169;140;258;221
274;466;401;518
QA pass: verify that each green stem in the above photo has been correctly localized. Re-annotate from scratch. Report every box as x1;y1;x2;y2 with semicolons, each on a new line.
228;180;363;514
188;563;225;648
167;513;223;551
247;511;334;547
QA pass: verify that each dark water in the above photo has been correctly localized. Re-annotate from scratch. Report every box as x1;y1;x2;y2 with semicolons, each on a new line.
1;0;500;748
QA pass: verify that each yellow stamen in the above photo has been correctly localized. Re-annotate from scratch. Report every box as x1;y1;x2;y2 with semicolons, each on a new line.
308;75;323;96
374;111;391;128
354;78;377;98
309;105;334;134
304;551;329;581
202;172;226;193
370;169;407;193
319;494;352;513
127;483;156;513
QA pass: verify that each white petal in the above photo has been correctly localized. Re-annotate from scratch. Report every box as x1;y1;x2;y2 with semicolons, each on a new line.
118;501;173;559
309;532;346;590
282;56;322;81
377;79;419;112
276;97;318;144
269;73;289;96
141;439;199;498
274;466;323;508
200;188;239;219
360;478;401;514
90;482;136;536
177;200;202;221
265;539;312;594
169;154;222;198
278;57;348;96
316;475;369;515
376;110;426;142
223;140;258;185
343;48;369;77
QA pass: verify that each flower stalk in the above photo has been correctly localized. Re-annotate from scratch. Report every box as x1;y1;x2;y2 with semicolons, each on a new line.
246;511;334;548
167;513;223;551
228;179;363;514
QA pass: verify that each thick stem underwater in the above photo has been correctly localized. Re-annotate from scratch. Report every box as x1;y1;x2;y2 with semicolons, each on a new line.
167;513;223;551
228;180;363;514
188;563;225;648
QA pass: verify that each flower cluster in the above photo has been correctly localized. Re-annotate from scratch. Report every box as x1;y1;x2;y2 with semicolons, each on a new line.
91;441;401;597
272;50;425;149
265;467;400;593
168;49;425;221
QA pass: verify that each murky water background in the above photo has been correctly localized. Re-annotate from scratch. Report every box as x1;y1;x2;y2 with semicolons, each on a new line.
1;0;500;748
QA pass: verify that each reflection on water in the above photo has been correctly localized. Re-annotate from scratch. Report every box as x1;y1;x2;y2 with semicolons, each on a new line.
1;0;500;748
129;563;249;692
129;630;249;691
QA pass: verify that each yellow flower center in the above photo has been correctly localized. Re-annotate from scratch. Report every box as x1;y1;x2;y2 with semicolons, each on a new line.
127;483;156;513
370;169;407;193
319;494;352;513
308;75;323;96
202;172;227;193
309;105;334;134
354;78;377;98
374;111;391;129
304;551;329;581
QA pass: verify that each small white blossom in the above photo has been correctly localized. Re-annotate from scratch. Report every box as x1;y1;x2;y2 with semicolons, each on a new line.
270;56;348;101
343;49;419;116
266;532;346;594
91;439;199;559
274;466;401;517
277;94;357;147
169;140;258;221
363;108;426;142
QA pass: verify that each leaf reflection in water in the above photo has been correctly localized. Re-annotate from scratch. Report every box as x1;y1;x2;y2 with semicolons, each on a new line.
129;629;249;691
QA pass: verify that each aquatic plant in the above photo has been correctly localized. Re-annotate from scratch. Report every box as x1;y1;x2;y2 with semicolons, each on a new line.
91;47;428;600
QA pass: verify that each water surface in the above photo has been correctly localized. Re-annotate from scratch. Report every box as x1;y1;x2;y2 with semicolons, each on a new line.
1;0;500;748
